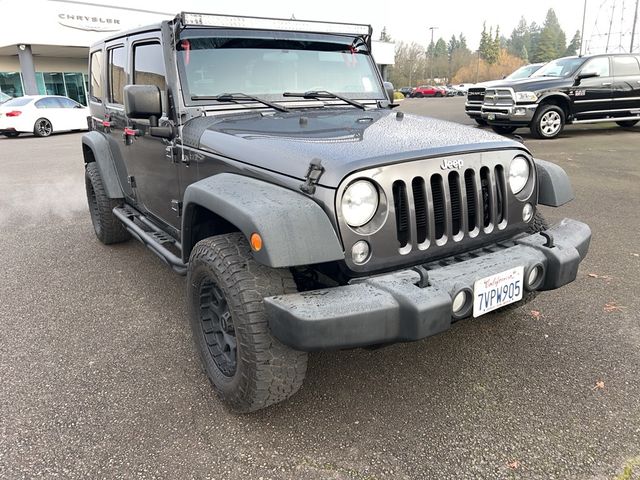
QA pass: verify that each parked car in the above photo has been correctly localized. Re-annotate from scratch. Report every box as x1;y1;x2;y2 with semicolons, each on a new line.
82;12;590;412
465;63;545;125
398;86;414;97
438;85;457;97
481;54;640;138
411;85;445;97
0;91;10;104
0;95;89;138
451;83;473;95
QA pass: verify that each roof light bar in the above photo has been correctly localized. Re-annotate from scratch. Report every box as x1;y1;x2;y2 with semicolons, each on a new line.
180;12;371;37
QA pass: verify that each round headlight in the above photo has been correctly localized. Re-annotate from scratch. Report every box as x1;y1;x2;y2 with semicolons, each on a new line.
341;180;379;227
509;156;530;194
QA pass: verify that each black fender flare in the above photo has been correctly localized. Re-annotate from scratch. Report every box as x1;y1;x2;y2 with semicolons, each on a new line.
534;158;574;207
81;131;125;199
182;173;344;267
536;92;573;115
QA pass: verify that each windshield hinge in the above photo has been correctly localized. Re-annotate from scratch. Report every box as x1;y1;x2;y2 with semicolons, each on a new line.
300;159;324;195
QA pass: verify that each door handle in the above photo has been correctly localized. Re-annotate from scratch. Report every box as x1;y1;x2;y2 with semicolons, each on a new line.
601;82;612;86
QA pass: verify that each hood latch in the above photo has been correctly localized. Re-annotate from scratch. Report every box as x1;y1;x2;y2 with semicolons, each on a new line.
300;159;324;195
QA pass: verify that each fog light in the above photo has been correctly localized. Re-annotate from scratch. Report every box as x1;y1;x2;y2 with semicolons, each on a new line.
452;290;467;314
514;107;526;116
522;203;534;222
527;265;543;289
351;240;370;265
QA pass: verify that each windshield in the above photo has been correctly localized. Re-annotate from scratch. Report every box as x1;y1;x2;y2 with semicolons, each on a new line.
506;64;542;80
531;57;584;78
177;32;384;103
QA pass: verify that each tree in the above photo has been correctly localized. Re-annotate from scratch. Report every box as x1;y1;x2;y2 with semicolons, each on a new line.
379;27;392;42
480;24;501;64
508;17;531;59
533;9;566;62
565;30;581;56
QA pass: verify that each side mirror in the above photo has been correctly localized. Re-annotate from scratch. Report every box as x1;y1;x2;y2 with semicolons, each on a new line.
124;84;162;123
576;71;599;83
383;81;394;102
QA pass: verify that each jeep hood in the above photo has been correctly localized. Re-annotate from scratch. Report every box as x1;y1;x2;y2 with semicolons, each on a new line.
186;109;524;187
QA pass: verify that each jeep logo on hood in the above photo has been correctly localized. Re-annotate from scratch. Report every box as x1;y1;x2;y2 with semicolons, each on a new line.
440;158;464;170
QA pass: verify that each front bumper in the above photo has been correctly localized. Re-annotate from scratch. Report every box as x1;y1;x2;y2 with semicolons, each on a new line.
482;103;538;125
465;102;482;118
265;218;591;351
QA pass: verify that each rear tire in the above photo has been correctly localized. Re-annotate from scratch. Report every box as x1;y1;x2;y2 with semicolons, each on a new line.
85;162;130;244
616;120;639;128
491;125;518;135
415;92;423;98
33;118;53;137
188;233;308;413
474;118;487;126
2;132;20;138
530;104;565;139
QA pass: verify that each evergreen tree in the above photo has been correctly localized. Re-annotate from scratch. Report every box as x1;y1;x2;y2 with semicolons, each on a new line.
379;27;392;42
565;30;581;56
508;17;530;59
533;9;567;62
529;22;542;59
479;23;491;61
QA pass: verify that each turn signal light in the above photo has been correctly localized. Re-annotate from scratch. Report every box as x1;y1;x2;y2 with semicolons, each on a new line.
6;110;22;117
250;233;263;252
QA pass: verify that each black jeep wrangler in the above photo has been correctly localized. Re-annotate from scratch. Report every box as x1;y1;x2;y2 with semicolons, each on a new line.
83;12;591;412
477;54;640;138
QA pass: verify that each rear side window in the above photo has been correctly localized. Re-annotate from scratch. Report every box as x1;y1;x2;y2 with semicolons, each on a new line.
582;57;610;77
89;50;103;102
35;97;63;108
613;56;640;76
108;46;126;104
58;97;81;108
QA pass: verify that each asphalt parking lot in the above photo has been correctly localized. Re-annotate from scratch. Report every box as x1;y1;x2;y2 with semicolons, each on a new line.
1;96;639;479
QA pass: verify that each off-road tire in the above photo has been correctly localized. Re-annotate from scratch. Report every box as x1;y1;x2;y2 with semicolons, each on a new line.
33;118;53;137
2;132;20;138
530;104;565;139
501;212;549;311
85;162;130;244
188;233;308;413
616;120;639;128
475;118;487;126
491;125;518;135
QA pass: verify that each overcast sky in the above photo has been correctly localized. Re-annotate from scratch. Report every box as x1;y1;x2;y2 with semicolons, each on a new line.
62;0;640;54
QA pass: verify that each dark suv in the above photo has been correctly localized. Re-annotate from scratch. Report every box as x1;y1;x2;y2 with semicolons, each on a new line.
479;54;640;138
83;12;591;412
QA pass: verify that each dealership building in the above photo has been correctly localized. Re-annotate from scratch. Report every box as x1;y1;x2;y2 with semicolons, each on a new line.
0;1;395;105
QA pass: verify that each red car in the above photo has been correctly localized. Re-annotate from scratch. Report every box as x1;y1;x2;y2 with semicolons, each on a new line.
411;85;445;98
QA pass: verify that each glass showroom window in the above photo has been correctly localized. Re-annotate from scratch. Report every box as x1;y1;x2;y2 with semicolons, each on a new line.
0;72;24;98
35;72;89;105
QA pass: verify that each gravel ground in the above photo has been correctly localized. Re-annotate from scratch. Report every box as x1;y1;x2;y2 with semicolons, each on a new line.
0;97;639;479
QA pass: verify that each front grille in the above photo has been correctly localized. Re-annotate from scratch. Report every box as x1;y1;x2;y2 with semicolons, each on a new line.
391;166;507;250
483;88;514;106
467;87;486;103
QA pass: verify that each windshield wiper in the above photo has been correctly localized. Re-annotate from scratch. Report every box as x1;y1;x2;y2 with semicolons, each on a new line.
282;90;366;110
190;93;290;113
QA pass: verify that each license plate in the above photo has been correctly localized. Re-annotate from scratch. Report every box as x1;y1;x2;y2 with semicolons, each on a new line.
473;267;524;317
487;113;495;120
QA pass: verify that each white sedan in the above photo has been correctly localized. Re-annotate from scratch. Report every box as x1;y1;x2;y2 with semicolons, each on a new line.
0;95;89;138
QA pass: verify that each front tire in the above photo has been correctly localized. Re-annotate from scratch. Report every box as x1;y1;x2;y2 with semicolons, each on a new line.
414;92;423;98
491;125;518;135
530;104;565;139
616;120;639;128
33;118;53;137
188;233;308;413
85;162;130;244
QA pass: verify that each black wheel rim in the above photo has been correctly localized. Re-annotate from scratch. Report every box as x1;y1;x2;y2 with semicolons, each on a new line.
36;119;52;136
198;278;237;377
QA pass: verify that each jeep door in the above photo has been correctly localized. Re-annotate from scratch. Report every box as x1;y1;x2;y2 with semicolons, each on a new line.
572;56;614;120
611;55;640;115
122;36;181;231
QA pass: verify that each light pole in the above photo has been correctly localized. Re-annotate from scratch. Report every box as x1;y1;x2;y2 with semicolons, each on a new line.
579;0;587;56
631;0;639;53
429;26;438;82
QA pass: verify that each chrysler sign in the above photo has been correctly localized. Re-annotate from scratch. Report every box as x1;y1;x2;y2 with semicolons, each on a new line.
58;13;121;32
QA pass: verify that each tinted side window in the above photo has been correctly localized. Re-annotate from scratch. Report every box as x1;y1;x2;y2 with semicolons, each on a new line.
89;50;103;102
133;43;166;92
59;97;80;108
582;57;610;77
108;46;126;104
35;98;62;108
613;56;640;76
